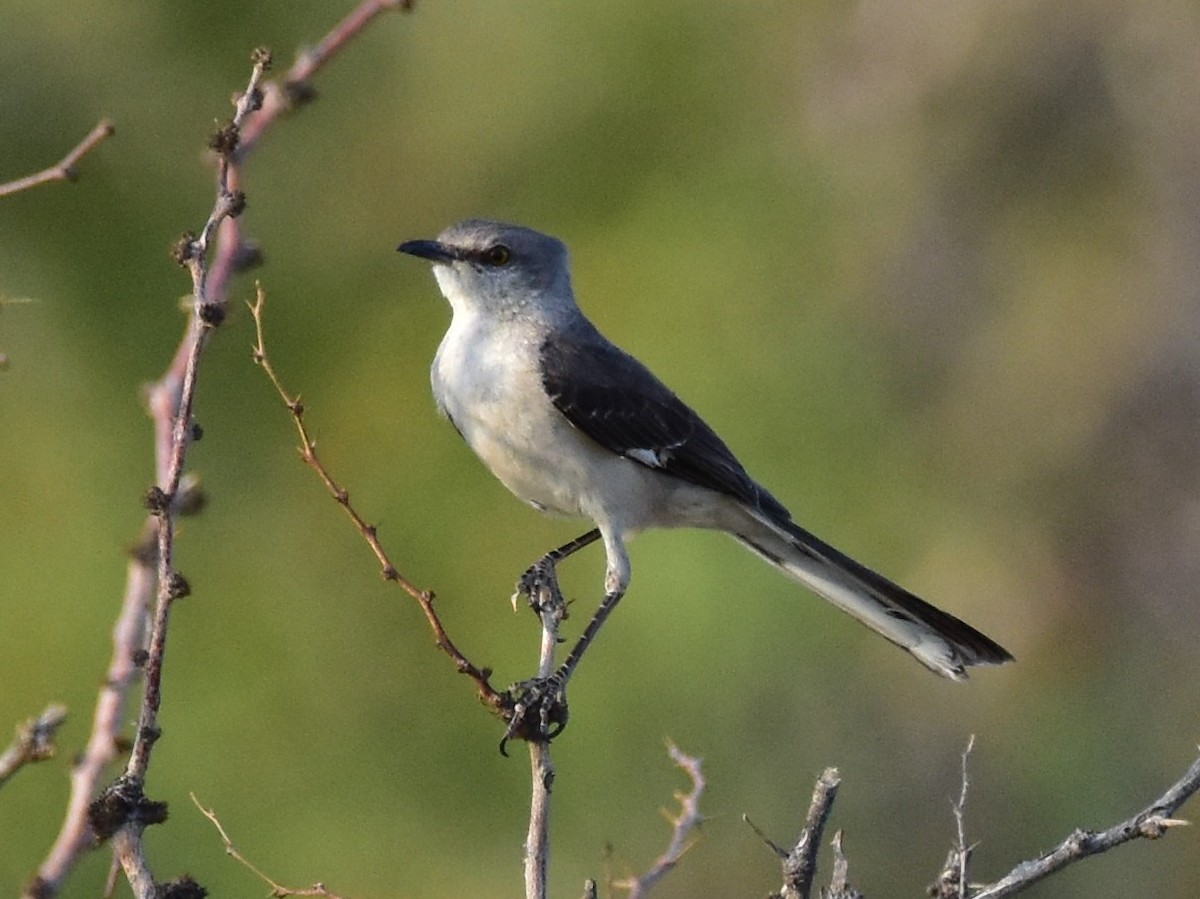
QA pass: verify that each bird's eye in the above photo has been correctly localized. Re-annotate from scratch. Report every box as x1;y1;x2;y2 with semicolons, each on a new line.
484;244;511;266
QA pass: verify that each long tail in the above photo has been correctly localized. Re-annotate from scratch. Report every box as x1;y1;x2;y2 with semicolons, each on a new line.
735;514;1013;680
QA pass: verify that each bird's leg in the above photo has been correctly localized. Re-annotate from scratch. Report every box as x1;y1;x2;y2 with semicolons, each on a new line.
501;583;627;754
501;529;603;753
512;528;602;615
554;586;625;685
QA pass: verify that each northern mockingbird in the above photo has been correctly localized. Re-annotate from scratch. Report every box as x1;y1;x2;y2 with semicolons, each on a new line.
398;219;1011;703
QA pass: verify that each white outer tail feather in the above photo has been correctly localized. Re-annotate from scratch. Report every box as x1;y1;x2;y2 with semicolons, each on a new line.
735;511;1012;680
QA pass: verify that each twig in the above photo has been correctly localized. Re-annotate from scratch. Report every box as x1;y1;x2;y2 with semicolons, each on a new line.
125;51;274;795
612;742;706;899
747;767;841;899
247;286;502;709
971;751;1200;898
930;736;977;899
0;119;115;198
25;4;412;896
0;704;68;788
23;528;160;899
955;736;974;899
789;767;840;899
192;793;346;898
826;831;861;899
203;0;415;307
522;581;568;899
236;0;412;147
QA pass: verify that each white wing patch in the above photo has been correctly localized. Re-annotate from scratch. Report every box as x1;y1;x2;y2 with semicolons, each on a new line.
627;447;667;467
626;438;686;469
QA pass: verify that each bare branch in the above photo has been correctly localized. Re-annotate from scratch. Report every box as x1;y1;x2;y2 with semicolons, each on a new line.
930;736;977;899
252;270;587;899
23;547;157;899
26;4;413;896
748;767;841;899
0;704;68;788
0;120;114;198
192;793;347;899
612;742;706;899
522;580;568;899
748;745;1200;899
122;49;274;803
954;736;974;899
247;286;503;710
744;814;790;860
971;751;1200;898
825;831;862;899
747;768;847;899
278;0;414;108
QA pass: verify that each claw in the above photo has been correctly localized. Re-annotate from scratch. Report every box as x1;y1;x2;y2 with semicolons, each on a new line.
498;674;569;755
514;557;567;617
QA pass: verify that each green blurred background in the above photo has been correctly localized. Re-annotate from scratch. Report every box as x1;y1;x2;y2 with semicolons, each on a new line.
3;1;1199;896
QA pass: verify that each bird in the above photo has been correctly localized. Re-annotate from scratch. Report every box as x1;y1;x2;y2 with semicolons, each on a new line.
397;218;1012;697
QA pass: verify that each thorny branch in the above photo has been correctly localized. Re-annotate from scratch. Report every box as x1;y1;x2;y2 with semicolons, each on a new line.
612;743;706;899
971;750;1200;898
0;119;114;198
747;767;842;899
248;287;503;711
746;747;1200;899
929;736;976;899
24;4;414;897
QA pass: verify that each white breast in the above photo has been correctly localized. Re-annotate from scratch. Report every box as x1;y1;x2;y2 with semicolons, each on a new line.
432;310;593;518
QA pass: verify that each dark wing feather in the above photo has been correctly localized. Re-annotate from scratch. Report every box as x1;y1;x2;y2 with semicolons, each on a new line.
539;329;788;519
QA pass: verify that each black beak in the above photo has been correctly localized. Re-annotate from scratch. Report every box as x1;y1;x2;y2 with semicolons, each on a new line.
397;239;459;263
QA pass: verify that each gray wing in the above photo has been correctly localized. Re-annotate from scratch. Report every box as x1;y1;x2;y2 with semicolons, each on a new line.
539;327;788;520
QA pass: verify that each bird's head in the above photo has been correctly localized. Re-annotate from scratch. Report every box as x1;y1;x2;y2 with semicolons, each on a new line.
398;219;576;322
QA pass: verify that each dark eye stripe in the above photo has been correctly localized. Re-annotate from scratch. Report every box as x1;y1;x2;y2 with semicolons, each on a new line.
483;244;511;266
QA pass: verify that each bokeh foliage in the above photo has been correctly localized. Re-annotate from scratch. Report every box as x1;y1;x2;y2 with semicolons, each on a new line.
2;1;1199;896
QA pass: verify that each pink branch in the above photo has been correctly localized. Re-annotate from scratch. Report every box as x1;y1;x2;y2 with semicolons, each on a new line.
23;4;413;896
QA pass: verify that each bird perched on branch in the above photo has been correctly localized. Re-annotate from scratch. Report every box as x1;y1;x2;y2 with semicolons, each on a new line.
398;219;1011;729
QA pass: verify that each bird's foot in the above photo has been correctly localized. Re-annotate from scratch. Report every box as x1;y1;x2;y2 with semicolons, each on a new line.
499;672;568;755
512;556;567;619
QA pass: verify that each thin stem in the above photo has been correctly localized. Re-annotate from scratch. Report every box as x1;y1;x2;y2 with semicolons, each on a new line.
524;559;569;899
123;46;272;785
614;743;706;899
192;793;346;898
972;752;1200;898
248;287;502;708
0;120;114;198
